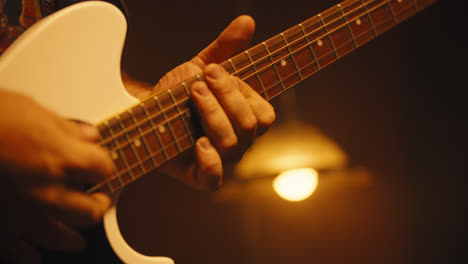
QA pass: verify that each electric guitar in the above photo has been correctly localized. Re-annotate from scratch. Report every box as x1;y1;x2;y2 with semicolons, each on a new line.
0;0;437;263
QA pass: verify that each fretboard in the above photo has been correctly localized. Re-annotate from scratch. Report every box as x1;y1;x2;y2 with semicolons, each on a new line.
88;0;437;195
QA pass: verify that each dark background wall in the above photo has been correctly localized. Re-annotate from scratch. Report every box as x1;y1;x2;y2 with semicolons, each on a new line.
109;1;466;264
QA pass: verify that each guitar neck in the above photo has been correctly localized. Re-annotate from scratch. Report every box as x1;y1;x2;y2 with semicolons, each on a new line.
88;0;437;195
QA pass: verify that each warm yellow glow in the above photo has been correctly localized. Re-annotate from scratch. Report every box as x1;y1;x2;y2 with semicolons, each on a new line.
272;168;319;202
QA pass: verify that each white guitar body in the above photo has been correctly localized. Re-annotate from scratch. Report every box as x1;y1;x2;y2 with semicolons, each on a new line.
0;2;173;264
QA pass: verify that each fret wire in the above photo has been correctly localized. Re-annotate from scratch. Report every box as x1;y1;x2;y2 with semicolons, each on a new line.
259;31;360;100
168;89;195;145
96;0;389;149
234;0;349;67
102;0;397;153
128;109;157;168
251;4;401;96
391;0;422;24
98;128;198;191
97;133;115;193
409;0;418;12
337;4;358;48
98;0;419;152
280;33;303;80
108;106;194;155
180;82;196;145
387;0;398;24
104;121;127;188
251;11;394;99
262;41;286;91
91;1;425;197
233;0;413;82
232;0;359;68
246;41;347;101
95;30;365;193
227;59;237;75
219;61;230;73
89;4;414;194
298;23;321;70
228;58;237;72
116;116;143;178
318;14;340;58
181;82;191;97
232;0;386;80
140;102;169;161
233;0;378;78
245;50;269;99
86;184;101;194
361;0;378;36
154;95;181;153
238;0;382;78
178;82;196;144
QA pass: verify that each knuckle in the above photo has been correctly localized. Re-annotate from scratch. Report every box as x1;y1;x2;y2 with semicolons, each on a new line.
203;100;220;116
211;83;230;96
200;157;220;174
41;153;66;178
212;77;236;95
230;76;242;89
62;153;82;170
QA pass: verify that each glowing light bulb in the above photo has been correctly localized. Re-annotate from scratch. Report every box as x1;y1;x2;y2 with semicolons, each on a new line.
272;168;319;202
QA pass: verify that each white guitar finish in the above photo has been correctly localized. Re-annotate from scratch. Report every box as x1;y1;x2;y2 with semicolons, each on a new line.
105;191;174;264
0;2;174;264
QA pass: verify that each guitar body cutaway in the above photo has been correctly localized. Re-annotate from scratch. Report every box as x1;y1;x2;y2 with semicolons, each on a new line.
0;2;173;263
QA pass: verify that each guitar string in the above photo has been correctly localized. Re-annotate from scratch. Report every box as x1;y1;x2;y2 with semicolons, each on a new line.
89;38;350;193
97;0;397;148
87;128;197;193
90;0;421;193
96;0;410;167
101;0;410;150
89;11;401;194
227;0;387;75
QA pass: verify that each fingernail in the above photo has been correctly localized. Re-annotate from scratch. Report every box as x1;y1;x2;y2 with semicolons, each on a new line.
192;82;210;97
206;64;225;80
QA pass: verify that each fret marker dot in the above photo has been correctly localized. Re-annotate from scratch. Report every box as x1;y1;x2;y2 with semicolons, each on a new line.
134;139;141;147
158;125;166;133
397;0;402;2
356;18;362;25
317;39;323;47
281;59;287;67
111;151;118;160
